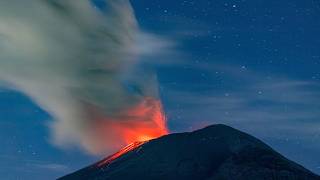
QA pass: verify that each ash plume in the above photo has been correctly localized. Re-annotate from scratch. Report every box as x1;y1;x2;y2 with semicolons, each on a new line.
0;0;170;154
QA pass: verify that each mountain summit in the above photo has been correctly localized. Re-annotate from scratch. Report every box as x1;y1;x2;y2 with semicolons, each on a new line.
59;124;319;180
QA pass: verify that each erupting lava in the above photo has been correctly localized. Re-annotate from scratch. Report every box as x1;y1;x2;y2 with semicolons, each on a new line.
108;97;168;145
89;97;168;155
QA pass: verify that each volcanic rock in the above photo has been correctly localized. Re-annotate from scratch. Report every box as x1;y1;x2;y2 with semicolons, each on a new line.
59;124;319;180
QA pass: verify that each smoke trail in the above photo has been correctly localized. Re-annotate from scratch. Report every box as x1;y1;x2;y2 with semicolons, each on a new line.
0;0;170;154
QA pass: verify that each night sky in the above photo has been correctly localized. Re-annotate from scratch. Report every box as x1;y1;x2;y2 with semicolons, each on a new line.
1;0;320;179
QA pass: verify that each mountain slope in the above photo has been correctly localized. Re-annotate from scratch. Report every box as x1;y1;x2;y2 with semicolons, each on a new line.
59;124;319;180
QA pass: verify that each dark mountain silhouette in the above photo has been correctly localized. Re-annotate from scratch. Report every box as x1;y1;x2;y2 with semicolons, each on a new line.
59;124;319;180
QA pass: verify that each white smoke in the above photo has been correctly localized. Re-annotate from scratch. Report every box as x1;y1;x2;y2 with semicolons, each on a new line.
0;0;171;154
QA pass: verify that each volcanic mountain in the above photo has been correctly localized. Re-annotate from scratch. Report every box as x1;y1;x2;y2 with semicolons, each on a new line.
59;124;319;180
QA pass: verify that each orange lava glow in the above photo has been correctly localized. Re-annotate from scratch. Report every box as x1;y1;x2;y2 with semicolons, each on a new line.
96;141;146;167
109;98;168;145
90;97;168;155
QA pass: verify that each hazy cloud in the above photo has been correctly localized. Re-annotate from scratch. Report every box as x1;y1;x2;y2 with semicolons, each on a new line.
0;0;172;154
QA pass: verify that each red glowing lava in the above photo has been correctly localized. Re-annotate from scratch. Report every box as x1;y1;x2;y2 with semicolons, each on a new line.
96;141;146;167
108;98;168;144
88;97;168;155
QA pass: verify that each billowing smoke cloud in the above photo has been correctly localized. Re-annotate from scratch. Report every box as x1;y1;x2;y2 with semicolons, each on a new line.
0;0;170;154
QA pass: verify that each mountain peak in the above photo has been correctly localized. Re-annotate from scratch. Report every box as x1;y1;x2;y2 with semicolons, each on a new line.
59;124;319;180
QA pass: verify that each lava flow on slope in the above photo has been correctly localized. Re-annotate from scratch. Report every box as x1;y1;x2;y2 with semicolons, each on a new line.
96;141;146;167
93;98;168;167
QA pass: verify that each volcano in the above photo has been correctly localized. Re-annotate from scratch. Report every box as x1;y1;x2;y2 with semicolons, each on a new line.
59;124;319;180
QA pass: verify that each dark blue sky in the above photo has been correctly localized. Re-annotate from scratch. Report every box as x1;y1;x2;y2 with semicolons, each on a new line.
0;0;320;179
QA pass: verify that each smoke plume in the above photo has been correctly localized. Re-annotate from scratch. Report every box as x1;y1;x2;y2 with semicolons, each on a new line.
0;0;169;154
